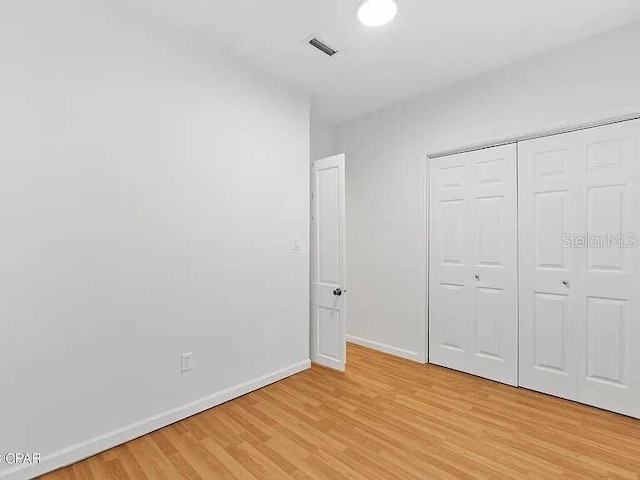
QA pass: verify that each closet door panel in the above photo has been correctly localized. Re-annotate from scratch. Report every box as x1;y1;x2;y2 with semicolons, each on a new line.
429;144;518;386
519;119;640;418
576;121;640;418
429;155;473;372
469;145;518;385
518;134;580;400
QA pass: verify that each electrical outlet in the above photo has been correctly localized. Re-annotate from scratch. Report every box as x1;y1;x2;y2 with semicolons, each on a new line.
181;352;193;373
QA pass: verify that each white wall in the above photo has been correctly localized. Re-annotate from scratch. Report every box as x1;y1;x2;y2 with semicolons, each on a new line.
0;1;310;478
335;21;640;361
310;116;335;161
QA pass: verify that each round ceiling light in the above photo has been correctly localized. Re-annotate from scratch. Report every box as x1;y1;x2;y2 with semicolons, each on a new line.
357;0;398;27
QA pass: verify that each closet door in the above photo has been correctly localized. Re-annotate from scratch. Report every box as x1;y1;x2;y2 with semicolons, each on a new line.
429;144;518;386
519;119;640;418
577;121;640;417
429;152;471;375
518;133;581;400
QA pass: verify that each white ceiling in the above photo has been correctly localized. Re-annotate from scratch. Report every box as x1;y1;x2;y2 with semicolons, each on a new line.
129;0;640;124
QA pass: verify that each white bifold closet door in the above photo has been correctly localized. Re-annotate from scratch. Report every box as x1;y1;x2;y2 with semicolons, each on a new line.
519;119;640;418
429;144;518;386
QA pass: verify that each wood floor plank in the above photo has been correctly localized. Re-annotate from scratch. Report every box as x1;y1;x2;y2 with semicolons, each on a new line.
129;436;182;480
41;344;640;480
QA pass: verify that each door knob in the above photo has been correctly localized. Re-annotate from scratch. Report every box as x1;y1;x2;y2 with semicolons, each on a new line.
474;274;480;281
562;280;570;287
333;288;343;296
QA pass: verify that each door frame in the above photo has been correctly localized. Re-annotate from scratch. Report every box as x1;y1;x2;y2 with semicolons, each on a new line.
420;108;640;365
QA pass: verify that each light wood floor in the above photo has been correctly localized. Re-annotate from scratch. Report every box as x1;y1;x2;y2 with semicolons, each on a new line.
43;344;640;479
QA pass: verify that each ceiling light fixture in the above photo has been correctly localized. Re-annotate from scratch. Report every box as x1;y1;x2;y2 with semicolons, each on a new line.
357;0;398;27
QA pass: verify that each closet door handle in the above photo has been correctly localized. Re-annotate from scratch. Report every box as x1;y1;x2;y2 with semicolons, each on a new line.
562;280;570;287
474;274;480;281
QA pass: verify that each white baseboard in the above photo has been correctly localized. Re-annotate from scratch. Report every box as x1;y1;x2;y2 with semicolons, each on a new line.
346;335;419;362
1;360;311;480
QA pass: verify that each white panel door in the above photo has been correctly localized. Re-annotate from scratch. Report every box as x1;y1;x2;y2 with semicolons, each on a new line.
577;121;640;417
518;134;580;400
429;144;518;386
519;119;640;418
310;154;346;371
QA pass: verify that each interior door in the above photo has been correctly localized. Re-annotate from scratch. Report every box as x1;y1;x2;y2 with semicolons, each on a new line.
518;133;580;401
519;119;640;418
577;121;640;417
429;144;518;386
310;154;346;371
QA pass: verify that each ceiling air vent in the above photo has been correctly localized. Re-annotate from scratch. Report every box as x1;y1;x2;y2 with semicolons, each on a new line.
308;37;338;57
